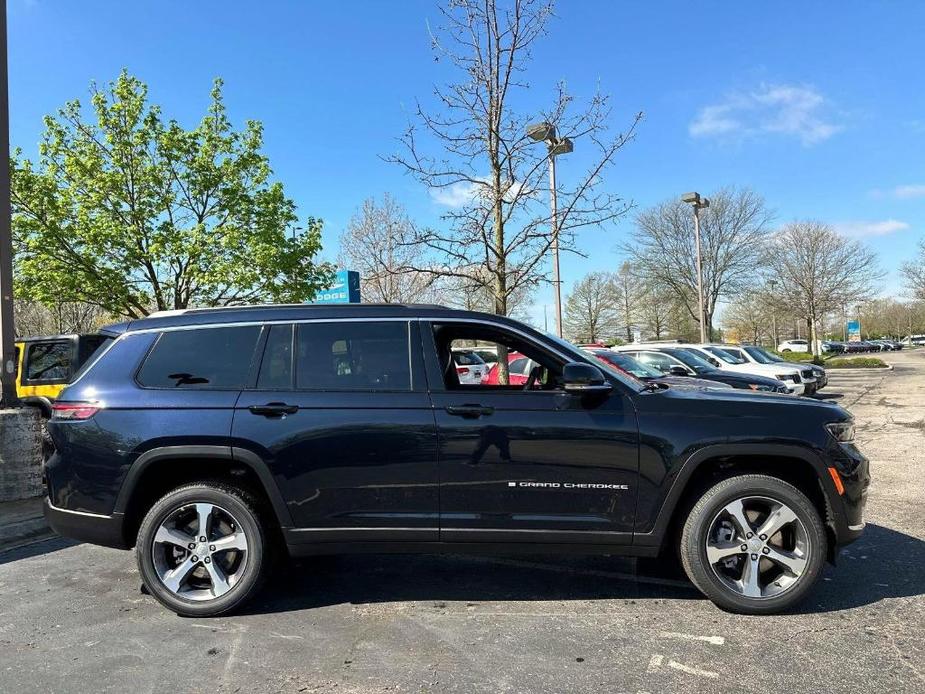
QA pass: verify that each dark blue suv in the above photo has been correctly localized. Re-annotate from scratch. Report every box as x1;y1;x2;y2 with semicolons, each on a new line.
45;304;869;616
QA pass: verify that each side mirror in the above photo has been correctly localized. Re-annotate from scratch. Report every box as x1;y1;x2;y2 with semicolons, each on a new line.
562;362;613;394
669;365;689;377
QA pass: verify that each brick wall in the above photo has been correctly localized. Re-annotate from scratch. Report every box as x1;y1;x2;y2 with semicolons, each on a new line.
0;408;43;502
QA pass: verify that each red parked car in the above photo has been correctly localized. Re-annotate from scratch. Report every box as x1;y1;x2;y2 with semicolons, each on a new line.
481;351;539;385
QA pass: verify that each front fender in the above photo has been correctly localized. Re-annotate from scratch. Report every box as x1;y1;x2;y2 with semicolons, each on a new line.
633;442;837;547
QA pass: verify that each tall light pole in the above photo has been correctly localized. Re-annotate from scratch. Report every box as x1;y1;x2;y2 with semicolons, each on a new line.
0;2;15;407
527;122;572;338
681;192;710;343
768;278;779;347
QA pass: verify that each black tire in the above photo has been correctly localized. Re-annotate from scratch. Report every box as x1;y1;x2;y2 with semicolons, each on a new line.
680;474;827;615
136;481;270;617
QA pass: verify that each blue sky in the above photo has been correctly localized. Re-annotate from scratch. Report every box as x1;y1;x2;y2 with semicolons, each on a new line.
9;1;925;327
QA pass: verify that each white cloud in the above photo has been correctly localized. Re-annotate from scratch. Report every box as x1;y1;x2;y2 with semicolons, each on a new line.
429;181;481;208
429;177;528;208
690;83;842;146
868;184;925;200
893;184;925;199
833;219;910;238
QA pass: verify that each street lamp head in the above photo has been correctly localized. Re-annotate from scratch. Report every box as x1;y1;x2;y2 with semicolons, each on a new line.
526;122;556;142
548;137;573;157
700;198;710;208
681;192;701;205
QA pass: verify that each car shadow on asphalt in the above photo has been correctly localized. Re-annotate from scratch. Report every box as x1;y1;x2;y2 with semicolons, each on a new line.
0;536;79;566
794;523;925;614
243;552;699;615
810;392;844;401
242;523;923;616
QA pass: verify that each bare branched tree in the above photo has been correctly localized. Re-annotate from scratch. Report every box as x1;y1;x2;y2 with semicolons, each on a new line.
386;0;641;321
14;301;107;337
902;240;925;301
433;268;534;318
338;194;437;303
624;188;773;340
637;279;677;340
563;271;619;342
615;261;645;341
721;291;769;345
764;221;883;355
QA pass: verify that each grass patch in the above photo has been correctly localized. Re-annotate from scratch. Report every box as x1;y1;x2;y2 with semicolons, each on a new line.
774;351;825;365
824;357;888;369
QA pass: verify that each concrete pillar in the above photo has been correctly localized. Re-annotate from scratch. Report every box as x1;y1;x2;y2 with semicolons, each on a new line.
0;408;43;502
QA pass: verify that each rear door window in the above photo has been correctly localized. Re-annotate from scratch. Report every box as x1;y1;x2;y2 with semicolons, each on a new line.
137;326;261;389
296;321;411;391
25;341;73;382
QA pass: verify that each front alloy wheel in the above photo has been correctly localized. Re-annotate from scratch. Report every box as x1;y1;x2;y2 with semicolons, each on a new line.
705;496;809;599
137;482;269;617
680;474;827;614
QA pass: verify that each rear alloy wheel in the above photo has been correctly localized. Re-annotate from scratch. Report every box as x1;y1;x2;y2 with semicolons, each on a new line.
137;482;269;616
680;474;826;614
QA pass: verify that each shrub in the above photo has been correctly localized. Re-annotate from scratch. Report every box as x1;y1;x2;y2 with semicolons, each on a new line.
825;357;887;369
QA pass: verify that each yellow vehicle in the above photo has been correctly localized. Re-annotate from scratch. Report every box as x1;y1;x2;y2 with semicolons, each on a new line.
15;334;110;450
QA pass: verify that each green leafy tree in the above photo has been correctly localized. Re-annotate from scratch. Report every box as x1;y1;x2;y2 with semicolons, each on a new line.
12;71;333;318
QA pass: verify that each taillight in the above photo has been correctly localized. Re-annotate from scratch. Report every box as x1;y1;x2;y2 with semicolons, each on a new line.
51;402;101;420
456;367;470;375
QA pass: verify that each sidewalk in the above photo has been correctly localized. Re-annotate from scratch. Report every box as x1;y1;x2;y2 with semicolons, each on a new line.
0;496;52;553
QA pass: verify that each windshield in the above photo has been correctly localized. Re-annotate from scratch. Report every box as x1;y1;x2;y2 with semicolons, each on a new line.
703;346;745;364
453;350;485;366
743;345;781;364
664;348;716;374
544;332;646;391
591;351;661;379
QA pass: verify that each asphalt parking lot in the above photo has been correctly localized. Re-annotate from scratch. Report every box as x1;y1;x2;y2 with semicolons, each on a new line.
1;352;923;693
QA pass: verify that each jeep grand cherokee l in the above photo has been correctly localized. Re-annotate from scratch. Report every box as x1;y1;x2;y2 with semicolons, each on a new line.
44;304;869;617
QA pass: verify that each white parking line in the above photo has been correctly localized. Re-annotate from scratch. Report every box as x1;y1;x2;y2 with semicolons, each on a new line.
658;631;725;646
647;653;719;679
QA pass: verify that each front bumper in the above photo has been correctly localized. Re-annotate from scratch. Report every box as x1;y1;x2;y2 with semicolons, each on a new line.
44;498;130;549
827;442;870;546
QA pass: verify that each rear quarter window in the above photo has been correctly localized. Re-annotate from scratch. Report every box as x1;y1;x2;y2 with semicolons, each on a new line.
25;341;74;382
137;326;261;389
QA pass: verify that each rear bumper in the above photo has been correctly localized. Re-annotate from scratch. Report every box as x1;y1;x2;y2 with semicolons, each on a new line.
44;498;130;549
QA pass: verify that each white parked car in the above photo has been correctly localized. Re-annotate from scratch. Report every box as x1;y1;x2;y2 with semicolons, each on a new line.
451;348;488;385
777;339;809;353
715;344;821;395
665;343;808;395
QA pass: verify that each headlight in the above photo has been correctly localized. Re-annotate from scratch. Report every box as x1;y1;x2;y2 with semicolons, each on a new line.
776;374;795;382
826;421;855;442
